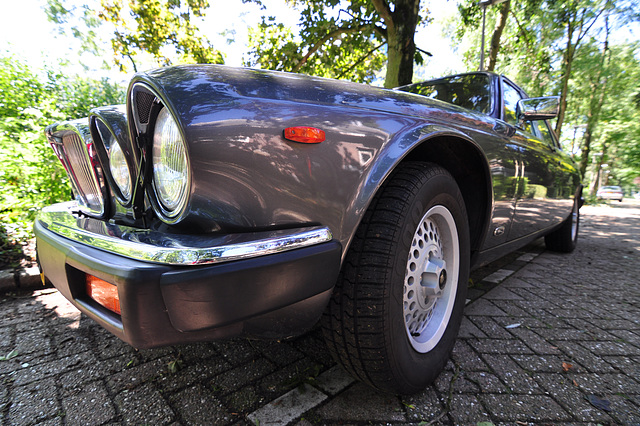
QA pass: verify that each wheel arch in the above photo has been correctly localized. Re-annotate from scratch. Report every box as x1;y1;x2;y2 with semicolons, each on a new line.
340;127;493;268
402;134;492;263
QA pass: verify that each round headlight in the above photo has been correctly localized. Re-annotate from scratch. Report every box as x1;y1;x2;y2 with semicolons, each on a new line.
152;107;189;219
109;141;132;201
95;119;132;204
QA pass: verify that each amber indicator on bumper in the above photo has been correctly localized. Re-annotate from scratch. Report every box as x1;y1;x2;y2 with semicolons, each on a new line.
86;275;121;315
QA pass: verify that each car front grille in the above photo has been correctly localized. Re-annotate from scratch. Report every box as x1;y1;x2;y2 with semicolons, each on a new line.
62;133;105;216
46;120;106;218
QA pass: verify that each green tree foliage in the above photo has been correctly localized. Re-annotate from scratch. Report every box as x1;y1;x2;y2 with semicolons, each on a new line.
455;0;638;137
453;0;640;194
0;56;124;266
47;0;225;72
567;42;640;192
245;0;431;88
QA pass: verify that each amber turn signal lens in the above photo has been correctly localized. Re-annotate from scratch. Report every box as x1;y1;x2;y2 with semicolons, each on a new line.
284;126;325;144
86;275;121;315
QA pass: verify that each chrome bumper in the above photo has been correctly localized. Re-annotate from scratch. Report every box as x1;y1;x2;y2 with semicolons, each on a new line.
36;202;333;266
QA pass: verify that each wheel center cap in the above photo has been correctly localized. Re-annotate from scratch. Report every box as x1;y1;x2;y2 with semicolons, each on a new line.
421;257;447;298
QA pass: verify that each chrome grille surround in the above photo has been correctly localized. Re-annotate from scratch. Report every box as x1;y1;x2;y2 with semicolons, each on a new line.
46;119;108;218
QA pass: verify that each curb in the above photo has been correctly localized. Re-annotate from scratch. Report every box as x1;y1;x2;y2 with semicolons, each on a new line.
0;266;44;292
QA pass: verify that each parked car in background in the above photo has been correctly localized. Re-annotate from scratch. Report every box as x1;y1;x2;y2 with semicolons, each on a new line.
35;66;582;394
597;185;624;202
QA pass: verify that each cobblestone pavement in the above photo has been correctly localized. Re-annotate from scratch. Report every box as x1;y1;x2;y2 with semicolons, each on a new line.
1;203;639;425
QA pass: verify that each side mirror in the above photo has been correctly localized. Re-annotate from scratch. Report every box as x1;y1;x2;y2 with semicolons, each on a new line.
516;96;560;121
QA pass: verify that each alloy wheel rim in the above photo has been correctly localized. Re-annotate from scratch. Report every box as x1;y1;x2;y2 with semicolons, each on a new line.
403;205;459;353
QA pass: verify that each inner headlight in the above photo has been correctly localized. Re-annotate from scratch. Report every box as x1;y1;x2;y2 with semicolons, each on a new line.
109;142;131;201
152;107;189;220
95;119;132;203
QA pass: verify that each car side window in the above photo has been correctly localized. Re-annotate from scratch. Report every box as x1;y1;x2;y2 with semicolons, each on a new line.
502;82;521;125
503;81;532;134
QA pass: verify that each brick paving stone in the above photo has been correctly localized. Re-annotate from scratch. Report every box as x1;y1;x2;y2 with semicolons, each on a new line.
450;340;490;372
7;377;61;426
401;387;445;423
212;339;261;367
311;382;405;422
434;369;480;394
210;358;275;394
313;365;355;395
464;299;509;316
581;337;640;357
106;355;174;394
468;316;514;339
114;383;175;425
249;383;328;426
481;354;544;395
479;394;572;422
448;394;491;424
258;357;323;399
221;384;263;413
12;351;94;387
569;372;640;396
607;393;640;424
249;340;306;367
288;333;335;367
60;353;131;392
510;354;566;373
602;355;640;378
464;371;508;393
61;380;116;425
553;340;620;373
458;316;487;338
509;327;563;355
13;327;53;358
533;373;616;423
156;357;232;393
467;338;535;355
168;384;233;425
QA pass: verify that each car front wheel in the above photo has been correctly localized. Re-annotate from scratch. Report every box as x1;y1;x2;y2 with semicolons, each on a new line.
322;162;470;394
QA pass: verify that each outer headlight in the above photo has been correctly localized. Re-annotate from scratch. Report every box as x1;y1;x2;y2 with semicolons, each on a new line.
152;107;190;220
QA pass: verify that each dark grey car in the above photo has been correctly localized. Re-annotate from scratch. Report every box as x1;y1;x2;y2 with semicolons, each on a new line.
35;66;582;394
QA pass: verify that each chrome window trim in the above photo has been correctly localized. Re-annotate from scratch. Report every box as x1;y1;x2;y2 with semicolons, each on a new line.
36;202;334;266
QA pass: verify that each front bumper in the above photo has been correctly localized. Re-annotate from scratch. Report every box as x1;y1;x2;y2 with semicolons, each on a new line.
35;202;341;348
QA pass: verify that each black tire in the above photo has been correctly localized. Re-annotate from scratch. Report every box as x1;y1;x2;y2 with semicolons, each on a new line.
544;195;580;253
322;162;470;394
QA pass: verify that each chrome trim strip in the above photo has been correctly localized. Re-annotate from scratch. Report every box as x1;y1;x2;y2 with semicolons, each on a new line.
36;202;334;266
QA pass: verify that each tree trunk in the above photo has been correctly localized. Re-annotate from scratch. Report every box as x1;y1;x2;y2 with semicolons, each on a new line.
588;142;608;196
577;17;610;179
554;20;576;139
487;0;510;72
376;0;421;88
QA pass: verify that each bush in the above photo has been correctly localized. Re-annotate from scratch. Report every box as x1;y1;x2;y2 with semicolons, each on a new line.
0;56;124;266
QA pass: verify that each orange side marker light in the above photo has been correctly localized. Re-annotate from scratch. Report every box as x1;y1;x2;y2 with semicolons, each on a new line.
284;126;325;144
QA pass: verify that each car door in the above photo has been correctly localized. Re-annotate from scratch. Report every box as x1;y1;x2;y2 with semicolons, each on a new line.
500;78;572;240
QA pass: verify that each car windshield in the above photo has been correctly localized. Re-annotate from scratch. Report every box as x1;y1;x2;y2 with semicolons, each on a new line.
397;74;493;115
601;186;621;191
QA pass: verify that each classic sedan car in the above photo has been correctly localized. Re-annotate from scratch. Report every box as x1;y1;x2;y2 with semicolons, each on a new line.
596;185;623;202
35;66;582;394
